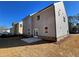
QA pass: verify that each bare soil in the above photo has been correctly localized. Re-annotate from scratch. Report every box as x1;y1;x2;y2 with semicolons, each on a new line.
0;34;79;57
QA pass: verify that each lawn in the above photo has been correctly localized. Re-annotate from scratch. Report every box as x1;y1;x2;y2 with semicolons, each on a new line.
0;34;79;57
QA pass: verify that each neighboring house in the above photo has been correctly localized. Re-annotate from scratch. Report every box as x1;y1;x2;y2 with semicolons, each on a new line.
12;21;23;35
23;15;33;36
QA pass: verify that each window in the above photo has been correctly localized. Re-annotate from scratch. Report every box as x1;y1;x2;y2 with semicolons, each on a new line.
37;15;40;20
45;31;48;33
58;10;61;16
28;29;30;31
36;31;38;36
28;32;30;35
45;27;48;30
63;16;66;22
20;24;22;27
45;27;48;33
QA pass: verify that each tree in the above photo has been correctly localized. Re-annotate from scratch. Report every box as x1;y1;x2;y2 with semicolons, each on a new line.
68;16;74;33
68;15;79;33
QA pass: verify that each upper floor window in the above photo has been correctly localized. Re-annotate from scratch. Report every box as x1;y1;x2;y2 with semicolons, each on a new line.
20;24;22;27
45;31;48;33
37;15;40;20
45;27;48;33
28;29;30;31
58;10;61;16
45;27;48;30
63;16;66;22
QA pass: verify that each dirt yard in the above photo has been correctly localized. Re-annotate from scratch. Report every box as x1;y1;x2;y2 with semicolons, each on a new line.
0;34;79;57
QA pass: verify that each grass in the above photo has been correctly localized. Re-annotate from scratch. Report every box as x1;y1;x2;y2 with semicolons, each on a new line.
0;34;79;56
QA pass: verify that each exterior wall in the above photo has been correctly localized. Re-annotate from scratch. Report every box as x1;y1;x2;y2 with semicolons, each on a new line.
54;2;69;41
14;23;18;35
11;23;16;35
32;5;56;40
18;21;23;34
23;16;33;36
16;23;19;34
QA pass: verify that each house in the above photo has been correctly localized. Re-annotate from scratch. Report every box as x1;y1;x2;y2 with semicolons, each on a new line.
12;21;23;35
23;2;69;41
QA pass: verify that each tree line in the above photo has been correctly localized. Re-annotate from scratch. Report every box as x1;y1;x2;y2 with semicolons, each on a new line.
68;14;79;34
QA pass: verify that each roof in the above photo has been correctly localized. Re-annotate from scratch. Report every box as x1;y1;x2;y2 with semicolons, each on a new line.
31;4;54;16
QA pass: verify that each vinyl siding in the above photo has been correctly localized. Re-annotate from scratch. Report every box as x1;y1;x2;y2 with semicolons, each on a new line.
32;5;56;37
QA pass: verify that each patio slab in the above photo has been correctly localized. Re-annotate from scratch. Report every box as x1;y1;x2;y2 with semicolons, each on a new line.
21;38;42;43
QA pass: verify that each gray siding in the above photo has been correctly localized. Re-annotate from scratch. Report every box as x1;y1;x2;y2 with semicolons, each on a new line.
23;16;33;35
54;2;69;41
32;5;56;37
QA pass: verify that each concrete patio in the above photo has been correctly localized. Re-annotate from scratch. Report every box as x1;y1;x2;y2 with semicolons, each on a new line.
21;38;42;43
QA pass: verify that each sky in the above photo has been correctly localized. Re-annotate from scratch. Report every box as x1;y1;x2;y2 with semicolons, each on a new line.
0;1;79;28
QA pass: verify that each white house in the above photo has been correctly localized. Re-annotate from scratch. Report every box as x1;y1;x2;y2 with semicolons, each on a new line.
22;2;69;41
